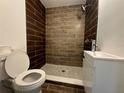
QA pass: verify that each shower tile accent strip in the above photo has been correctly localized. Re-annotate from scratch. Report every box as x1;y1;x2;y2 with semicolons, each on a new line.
84;0;98;50
26;0;46;69
46;5;85;67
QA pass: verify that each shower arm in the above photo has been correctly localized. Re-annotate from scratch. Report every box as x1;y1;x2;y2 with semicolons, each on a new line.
81;4;95;13
82;4;94;9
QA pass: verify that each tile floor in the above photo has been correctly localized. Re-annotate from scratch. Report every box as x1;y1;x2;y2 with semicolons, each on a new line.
42;81;85;93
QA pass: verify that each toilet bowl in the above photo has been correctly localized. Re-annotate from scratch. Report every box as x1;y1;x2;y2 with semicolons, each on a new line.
13;69;45;93
3;50;46;93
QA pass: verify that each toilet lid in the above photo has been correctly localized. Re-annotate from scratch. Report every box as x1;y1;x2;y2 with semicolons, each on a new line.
5;50;30;78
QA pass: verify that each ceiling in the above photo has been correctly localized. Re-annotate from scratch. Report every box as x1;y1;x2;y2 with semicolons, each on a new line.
40;0;86;8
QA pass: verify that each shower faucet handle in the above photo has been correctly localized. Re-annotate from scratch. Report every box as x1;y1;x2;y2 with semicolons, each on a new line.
91;40;98;52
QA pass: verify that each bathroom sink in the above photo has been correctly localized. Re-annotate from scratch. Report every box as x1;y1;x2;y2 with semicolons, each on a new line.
83;51;124;93
84;51;124;61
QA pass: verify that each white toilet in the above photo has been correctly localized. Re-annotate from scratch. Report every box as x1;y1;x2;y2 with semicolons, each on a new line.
0;47;46;93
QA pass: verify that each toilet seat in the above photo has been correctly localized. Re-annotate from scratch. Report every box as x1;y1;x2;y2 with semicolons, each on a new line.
14;69;45;87
13;69;46;91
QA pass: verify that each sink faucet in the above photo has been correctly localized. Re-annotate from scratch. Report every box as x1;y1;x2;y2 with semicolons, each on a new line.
91;40;97;52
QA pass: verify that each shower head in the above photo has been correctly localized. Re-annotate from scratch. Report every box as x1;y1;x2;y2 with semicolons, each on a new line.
81;4;86;11
81;4;94;14
81;4;86;14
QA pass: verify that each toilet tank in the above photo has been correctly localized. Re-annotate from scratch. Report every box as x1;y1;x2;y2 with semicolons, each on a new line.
0;46;12;81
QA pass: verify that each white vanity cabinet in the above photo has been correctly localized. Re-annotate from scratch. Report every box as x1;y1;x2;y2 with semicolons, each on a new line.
83;51;124;93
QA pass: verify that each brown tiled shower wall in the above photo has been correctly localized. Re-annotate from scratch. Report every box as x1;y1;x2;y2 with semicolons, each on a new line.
46;5;85;67
26;0;46;69
84;0;98;50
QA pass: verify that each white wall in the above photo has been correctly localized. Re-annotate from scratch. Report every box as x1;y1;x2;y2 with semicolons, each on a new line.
0;0;26;93
0;0;26;52
40;0;85;8
97;0;124;57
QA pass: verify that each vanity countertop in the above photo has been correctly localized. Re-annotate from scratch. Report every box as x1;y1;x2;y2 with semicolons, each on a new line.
84;51;124;62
